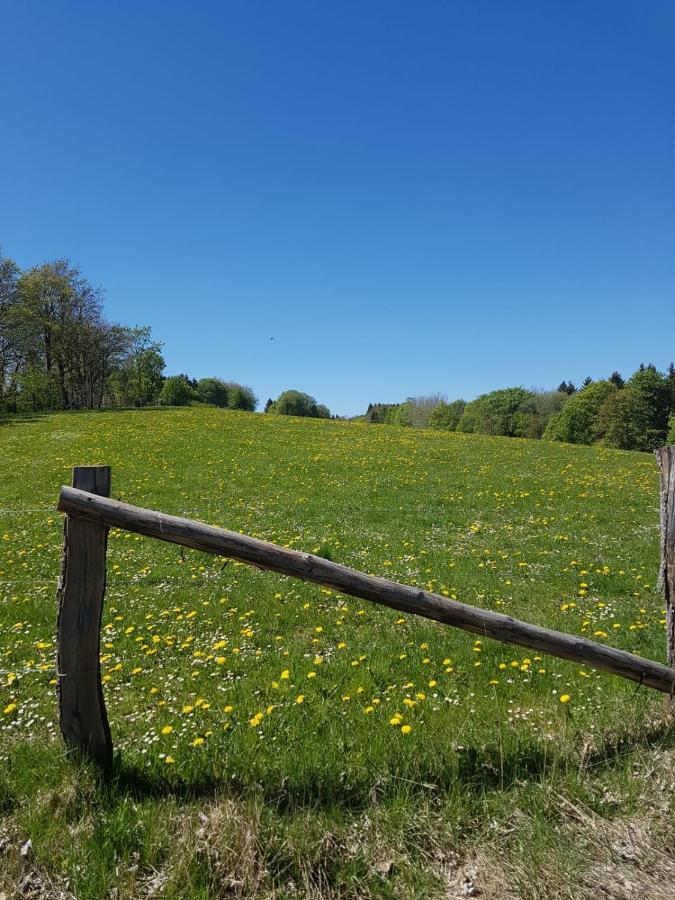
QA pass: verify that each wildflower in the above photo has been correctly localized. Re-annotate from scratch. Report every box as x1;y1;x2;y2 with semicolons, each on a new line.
161;725;173;735
400;725;412;734
559;694;571;703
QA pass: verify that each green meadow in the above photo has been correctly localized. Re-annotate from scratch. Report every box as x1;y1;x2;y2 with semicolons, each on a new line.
1;407;673;898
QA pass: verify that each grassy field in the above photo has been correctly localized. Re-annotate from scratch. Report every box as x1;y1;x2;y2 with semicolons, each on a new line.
1;407;674;899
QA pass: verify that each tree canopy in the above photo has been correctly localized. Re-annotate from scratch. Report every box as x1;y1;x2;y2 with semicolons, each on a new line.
266;390;330;418
361;365;675;452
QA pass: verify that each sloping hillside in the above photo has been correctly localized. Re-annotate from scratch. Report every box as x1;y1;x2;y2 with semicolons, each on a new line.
1;407;672;898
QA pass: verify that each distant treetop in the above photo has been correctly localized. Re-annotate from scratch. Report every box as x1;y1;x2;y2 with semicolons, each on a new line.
266;390;330;419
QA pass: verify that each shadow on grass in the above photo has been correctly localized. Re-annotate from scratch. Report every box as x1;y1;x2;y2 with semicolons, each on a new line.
0;405;186;427
101;714;675;813
0;411;53;427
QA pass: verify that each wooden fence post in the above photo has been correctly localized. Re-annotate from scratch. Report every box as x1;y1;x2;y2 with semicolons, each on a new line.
56;465;113;768
657;446;675;669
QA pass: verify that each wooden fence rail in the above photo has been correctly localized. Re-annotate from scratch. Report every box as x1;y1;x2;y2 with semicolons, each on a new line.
56;452;675;767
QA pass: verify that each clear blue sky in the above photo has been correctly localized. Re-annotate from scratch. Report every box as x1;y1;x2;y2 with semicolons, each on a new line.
2;1;674;416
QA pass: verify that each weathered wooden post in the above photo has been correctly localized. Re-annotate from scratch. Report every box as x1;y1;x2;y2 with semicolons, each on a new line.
657;446;675;669
56;465;113;768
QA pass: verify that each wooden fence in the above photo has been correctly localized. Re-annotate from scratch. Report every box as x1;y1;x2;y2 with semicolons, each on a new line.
56;452;675;769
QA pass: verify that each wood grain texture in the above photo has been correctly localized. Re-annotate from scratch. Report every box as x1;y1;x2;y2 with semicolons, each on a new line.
57;485;675;697
657;446;675;668
56;468;112;768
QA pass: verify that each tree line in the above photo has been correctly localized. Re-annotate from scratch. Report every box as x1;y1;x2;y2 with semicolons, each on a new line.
2;251;670;445
362;365;675;451
0;253;255;414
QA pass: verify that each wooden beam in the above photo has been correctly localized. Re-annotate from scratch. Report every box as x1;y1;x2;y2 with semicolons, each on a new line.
56;468;113;769
57;485;675;696
657;445;675;668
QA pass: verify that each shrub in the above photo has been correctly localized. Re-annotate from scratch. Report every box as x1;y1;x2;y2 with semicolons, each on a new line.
516;390;570;439
267;390;330;418
196;378;229;407
195;378;257;411
542;381;617;445
224;383;258;411
364;402;409;425
406;394;447;428
458;387;537;437
159;375;193;406
596;388;640;449
428;399;466;431
668;413;675;445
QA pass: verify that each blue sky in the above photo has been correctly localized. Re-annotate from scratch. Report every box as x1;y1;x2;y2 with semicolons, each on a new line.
2;1;674;416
